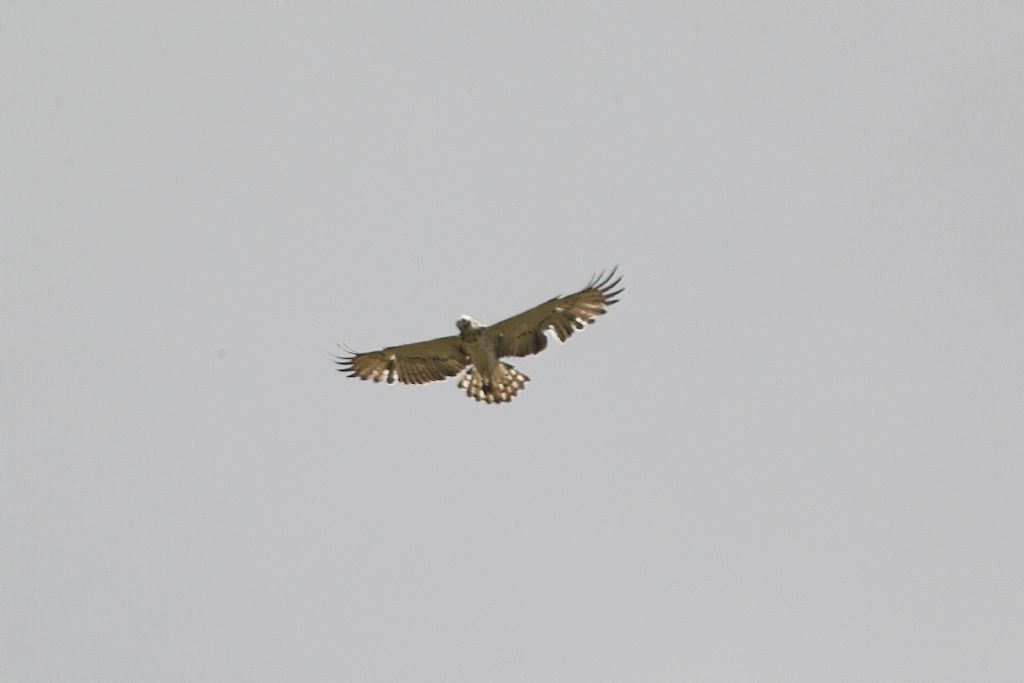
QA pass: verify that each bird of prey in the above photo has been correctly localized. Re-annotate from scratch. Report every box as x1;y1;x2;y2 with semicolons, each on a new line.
334;267;624;404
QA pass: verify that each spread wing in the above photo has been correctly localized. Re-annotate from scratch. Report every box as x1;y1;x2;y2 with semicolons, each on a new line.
485;267;624;358
333;335;469;385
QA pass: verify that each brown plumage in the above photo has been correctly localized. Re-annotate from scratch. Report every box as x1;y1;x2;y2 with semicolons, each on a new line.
334;267;623;404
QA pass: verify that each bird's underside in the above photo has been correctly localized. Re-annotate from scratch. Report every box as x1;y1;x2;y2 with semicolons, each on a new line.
333;267;623;404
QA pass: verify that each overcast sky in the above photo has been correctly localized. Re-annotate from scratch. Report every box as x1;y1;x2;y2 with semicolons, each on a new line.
4;4;1024;681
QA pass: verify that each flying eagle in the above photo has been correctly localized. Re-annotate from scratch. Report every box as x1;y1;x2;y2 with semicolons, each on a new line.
334;267;624;404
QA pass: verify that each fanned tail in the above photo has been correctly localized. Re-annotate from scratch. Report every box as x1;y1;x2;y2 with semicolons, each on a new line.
457;363;530;404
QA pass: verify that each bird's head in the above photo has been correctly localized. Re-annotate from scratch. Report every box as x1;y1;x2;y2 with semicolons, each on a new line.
456;315;480;332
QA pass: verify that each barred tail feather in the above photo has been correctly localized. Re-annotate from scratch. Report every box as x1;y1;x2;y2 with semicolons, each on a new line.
457;363;530;404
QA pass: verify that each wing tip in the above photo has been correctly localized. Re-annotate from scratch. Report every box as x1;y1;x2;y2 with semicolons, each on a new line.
331;343;362;375
587;265;621;290
586;267;624;305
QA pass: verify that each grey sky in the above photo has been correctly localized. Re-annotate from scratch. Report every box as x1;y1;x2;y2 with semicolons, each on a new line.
4;4;1023;681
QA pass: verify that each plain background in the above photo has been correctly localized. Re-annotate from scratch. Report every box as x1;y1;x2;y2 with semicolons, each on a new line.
3;4;1023;681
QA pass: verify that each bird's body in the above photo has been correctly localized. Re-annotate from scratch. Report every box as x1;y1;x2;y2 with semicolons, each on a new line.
334;268;623;404
457;316;498;382
454;315;530;403
456;316;491;370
